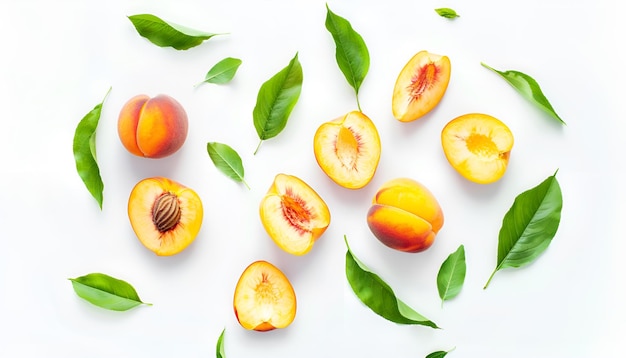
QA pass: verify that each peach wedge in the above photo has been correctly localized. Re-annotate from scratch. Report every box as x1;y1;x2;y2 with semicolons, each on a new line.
233;260;297;331
313;111;381;189
128;177;203;256
260;174;330;255
367;178;444;253
441;113;514;184
392;51;451;122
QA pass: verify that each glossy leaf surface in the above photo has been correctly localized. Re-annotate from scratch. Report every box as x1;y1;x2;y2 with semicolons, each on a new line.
216;328;225;358
484;172;563;288
426;351;449;358
128;14;222;50
198;57;242;85
344;236;438;328
69;273;151;311
207;142;250;189
481;62;565;124
437;245;466;305
73;88;109;209
325;4;370;110
435;8;460;19
253;53;303;154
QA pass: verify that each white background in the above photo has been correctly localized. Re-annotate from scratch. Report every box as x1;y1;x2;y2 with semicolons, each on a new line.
1;1;624;357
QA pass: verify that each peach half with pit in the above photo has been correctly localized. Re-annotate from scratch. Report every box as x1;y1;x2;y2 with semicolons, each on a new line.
313;111;381;189
127;177;203;256
233;260;297;331
118;94;188;158
367;178;444;253
441;113;514;184
392;50;451;122
259;174;330;256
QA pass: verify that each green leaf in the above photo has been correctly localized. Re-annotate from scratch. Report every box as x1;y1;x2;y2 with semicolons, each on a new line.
252;53;303;154
484;171;563;289
73;88;110;209
216;328;225;358
425;351;448;358
437;245;466;306
325;4;370;111
207;142;250;189
435;8;460;19
69;273;152;311
344;236;438;328
197;57;242;86
481;62;565;125
128;14;223;50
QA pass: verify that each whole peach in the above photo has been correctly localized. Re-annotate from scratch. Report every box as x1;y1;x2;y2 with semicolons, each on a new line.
118;94;188;158
367;178;444;253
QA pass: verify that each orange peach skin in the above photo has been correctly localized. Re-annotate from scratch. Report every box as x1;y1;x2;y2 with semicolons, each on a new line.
367;178;443;253
118;94;188;158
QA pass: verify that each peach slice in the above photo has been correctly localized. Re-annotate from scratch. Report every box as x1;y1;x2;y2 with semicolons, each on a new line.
233;260;297;331
118;94;188;158
392;50;451;122
313;111;381;189
259;174;330;255
127;177;203;256
441;113;514;184
367;178;444;253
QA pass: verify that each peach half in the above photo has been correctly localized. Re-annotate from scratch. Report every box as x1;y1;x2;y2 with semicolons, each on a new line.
260;174;330;255
441;113;514;184
233;260;297;331
128;177;203;256
392;50;451;122
367;178;444;253
118;94;188;158
313;111;381;189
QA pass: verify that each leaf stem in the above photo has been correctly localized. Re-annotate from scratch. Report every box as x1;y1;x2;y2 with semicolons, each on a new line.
356;94;362;112
484;268;498;289
242;178;251;190
253;140;263;155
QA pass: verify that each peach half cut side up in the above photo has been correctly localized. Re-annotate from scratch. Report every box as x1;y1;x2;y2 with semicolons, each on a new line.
392;50;451;122
441;113;514;184
127;177;203;256
260;174;330;256
367;178;444;253
313;111;381;189
233;260;297;331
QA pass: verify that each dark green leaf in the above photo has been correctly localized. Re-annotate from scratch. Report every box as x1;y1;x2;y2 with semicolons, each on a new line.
426;351;448;358
216;328;225;358
325;4;370;111
253;53;303;154
197;57;242;86
344;236;438;328
69;273;152;311
435;8;460;19
437;245;466;305
73;88;109;209
207;142;250;189
481;62;565;124
484;171;563;289
128;14;223;50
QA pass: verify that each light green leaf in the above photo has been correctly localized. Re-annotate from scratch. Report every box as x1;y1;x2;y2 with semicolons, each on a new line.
216;328;225;358
253;53;303;154
484;171;563;289
481;62;565;124
128;14;223;50
73;88;110;209
207;142;250;189
435;8;460;19
344;236;438;328
69;273;152;311
325;4;370;111
197;57;242;86
437;245;466;306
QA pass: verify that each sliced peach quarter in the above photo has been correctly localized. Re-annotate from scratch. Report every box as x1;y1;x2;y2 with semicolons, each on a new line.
233;260;297;331
367;178;444;253
392;50;451;122
127;177;203;256
313;111;381;189
260;174;330;256
441;113;514;184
